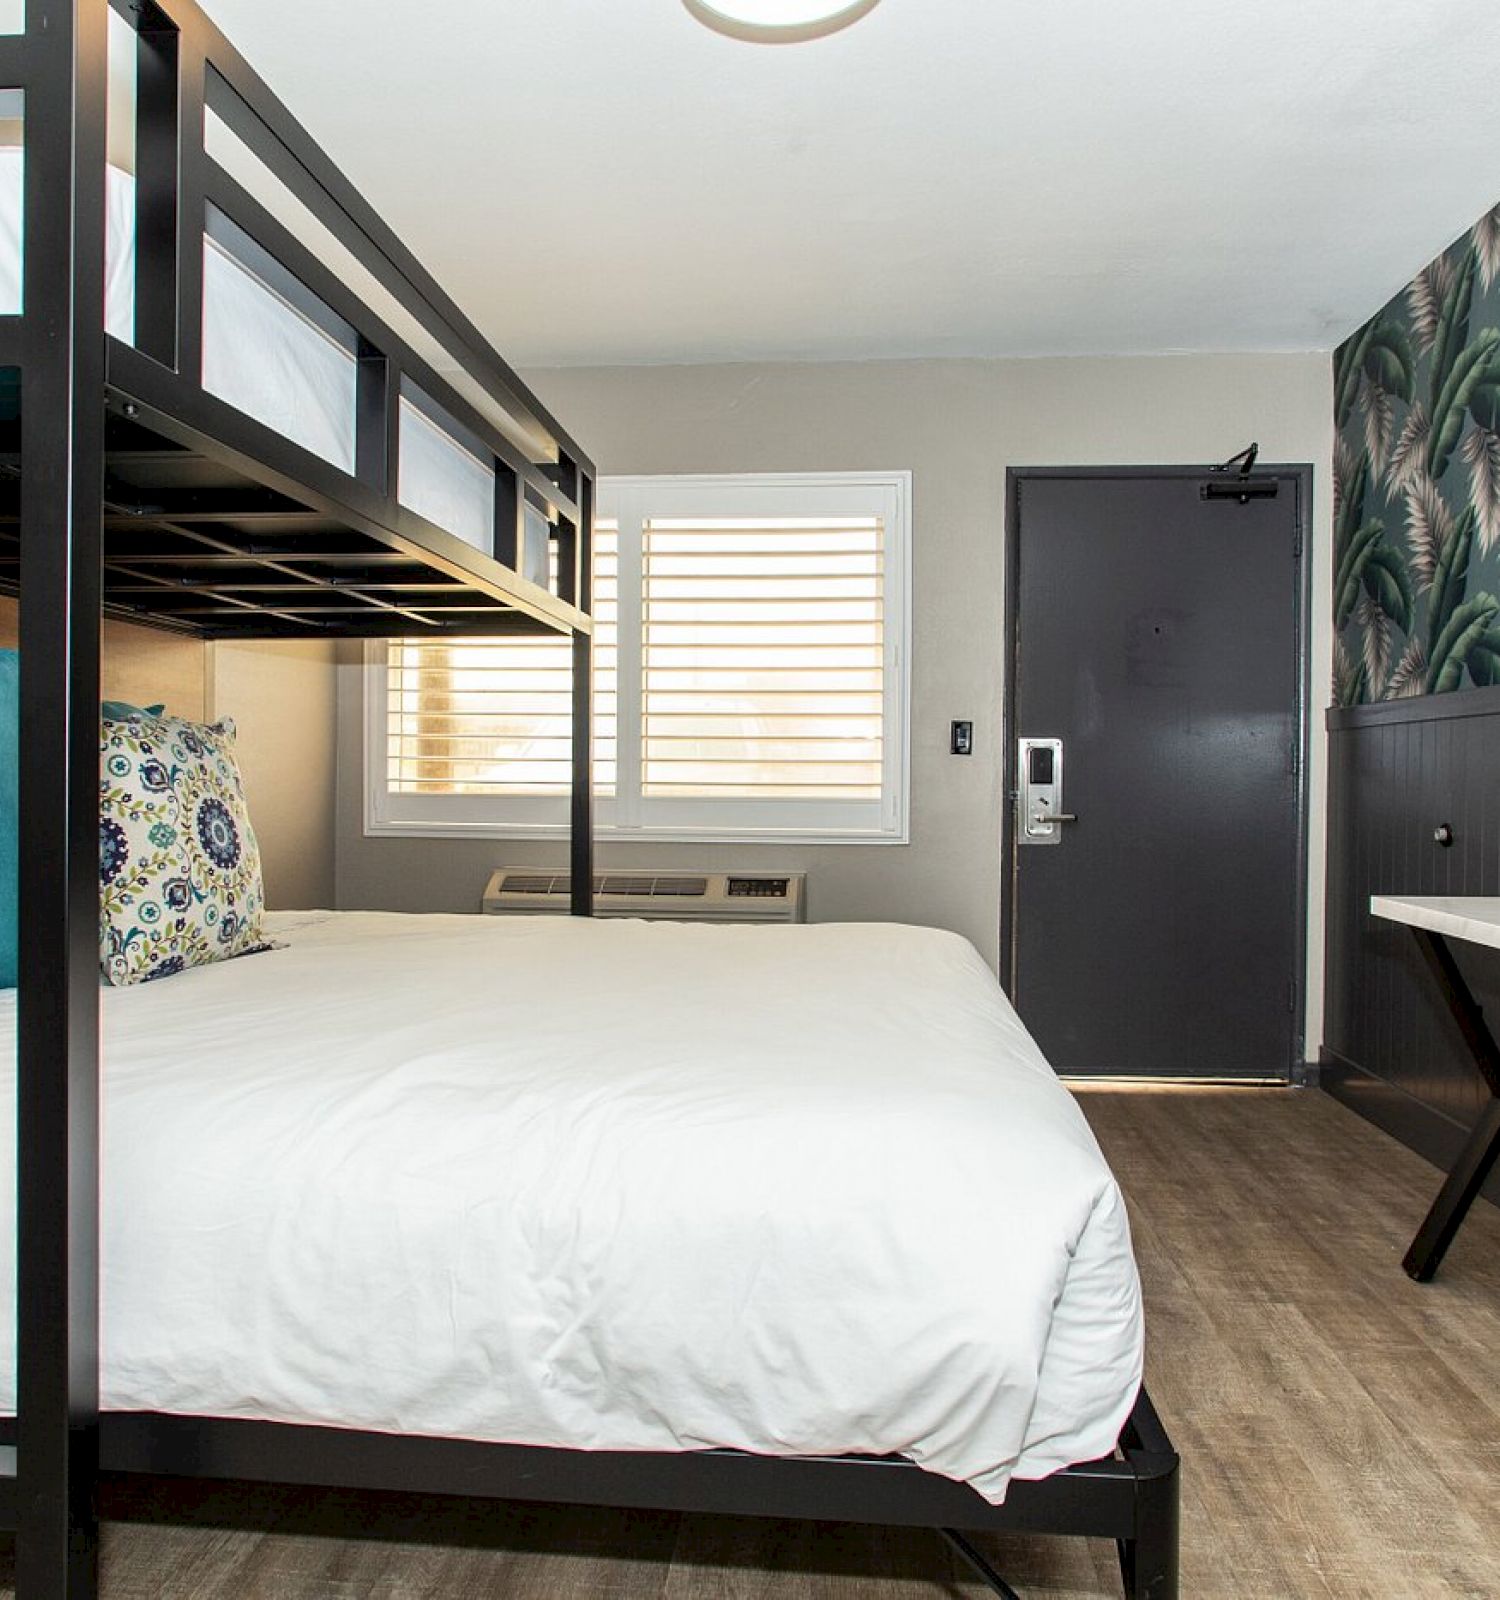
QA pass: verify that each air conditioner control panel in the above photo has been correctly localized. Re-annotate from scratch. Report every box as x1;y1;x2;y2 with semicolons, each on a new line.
728;877;790;897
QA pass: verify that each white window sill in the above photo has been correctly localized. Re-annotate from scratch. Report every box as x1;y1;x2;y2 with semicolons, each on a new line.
363;818;909;847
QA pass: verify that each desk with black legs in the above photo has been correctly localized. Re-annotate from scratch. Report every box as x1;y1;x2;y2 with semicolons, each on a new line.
1370;896;1500;1281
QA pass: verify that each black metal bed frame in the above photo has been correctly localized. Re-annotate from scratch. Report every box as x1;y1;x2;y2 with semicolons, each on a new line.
0;2;1178;1596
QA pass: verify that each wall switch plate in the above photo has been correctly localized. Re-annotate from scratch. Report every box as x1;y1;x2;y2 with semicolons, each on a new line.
950;720;973;756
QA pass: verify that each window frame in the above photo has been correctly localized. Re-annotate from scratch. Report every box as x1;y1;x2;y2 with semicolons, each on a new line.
364;469;912;846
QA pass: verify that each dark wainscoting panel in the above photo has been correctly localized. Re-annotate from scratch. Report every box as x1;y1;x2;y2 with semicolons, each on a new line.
1323;686;1500;1205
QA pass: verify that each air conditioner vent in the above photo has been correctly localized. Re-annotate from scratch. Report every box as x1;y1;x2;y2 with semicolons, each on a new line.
484;869;805;924
599;876;657;896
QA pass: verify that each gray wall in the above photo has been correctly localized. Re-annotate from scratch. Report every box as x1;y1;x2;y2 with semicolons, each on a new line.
334;353;1333;1038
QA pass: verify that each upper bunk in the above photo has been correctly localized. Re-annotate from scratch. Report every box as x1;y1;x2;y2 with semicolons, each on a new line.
0;0;593;642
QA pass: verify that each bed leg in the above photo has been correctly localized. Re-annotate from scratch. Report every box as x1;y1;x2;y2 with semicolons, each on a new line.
1116;1447;1179;1600
938;1527;1023;1599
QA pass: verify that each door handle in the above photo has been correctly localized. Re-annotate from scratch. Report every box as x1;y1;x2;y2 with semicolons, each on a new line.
1034;812;1077;824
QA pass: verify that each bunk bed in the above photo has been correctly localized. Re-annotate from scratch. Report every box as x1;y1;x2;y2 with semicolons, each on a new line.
0;2;1179;1597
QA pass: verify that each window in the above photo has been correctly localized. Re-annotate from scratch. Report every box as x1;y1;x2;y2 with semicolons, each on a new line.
367;471;909;843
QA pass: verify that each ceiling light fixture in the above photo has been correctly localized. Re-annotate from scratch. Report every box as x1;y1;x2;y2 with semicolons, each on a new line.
683;0;882;44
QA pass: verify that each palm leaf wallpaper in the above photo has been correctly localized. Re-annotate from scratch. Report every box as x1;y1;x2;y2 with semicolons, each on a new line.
1333;202;1500;704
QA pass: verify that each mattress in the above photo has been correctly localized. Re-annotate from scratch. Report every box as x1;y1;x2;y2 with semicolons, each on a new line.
0;147;136;343
0;150;518;562
0;911;1143;1503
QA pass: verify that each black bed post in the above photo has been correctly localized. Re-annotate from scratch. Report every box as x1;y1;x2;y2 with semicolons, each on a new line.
570;470;594;916
17;0;110;1595
1116;1390;1181;1600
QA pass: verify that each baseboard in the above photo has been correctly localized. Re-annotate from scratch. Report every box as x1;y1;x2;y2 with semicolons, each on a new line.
1320;1047;1500;1209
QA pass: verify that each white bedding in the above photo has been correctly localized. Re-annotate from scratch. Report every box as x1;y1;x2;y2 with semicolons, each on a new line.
0;911;1143;1502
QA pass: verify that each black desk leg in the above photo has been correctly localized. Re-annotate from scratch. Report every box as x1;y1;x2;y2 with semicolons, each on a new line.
1402;928;1500;1282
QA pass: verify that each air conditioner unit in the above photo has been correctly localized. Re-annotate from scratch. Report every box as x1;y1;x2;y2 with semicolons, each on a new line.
482;868;806;924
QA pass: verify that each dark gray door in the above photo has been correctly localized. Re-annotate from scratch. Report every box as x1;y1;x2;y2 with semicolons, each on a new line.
1007;468;1306;1079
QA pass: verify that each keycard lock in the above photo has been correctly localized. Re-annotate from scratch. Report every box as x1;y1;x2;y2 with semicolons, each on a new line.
1018;737;1076;844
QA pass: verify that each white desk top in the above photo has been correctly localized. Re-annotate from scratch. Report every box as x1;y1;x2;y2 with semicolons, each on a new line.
1370;896;1500;953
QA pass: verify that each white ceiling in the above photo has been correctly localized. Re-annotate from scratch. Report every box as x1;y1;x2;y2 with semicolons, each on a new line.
200;0;1500;368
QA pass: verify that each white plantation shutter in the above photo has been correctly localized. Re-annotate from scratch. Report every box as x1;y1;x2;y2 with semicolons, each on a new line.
368;474;909;842
384;522;617;796
641;516;884;799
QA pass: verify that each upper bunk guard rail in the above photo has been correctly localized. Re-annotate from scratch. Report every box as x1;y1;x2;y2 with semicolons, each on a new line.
3;1;593;1593
0;0;596;645
190;23;588;488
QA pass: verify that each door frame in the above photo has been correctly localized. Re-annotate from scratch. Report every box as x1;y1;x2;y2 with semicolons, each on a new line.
1000;464;1315;1080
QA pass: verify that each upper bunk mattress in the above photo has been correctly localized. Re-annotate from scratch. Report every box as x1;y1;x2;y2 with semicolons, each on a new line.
0;911;1143;1503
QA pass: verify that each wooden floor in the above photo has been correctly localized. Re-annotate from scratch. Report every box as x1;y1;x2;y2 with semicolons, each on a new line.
3;1086;1497;1598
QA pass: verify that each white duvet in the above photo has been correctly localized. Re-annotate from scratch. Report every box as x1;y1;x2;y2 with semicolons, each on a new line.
0;912;1142;1502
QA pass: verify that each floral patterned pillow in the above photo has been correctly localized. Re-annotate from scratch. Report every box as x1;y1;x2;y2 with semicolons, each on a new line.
99;711;270;985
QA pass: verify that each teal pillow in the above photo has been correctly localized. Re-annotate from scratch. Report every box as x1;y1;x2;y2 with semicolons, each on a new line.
0;679;162;990
0;650;16;988
102;700;165;720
